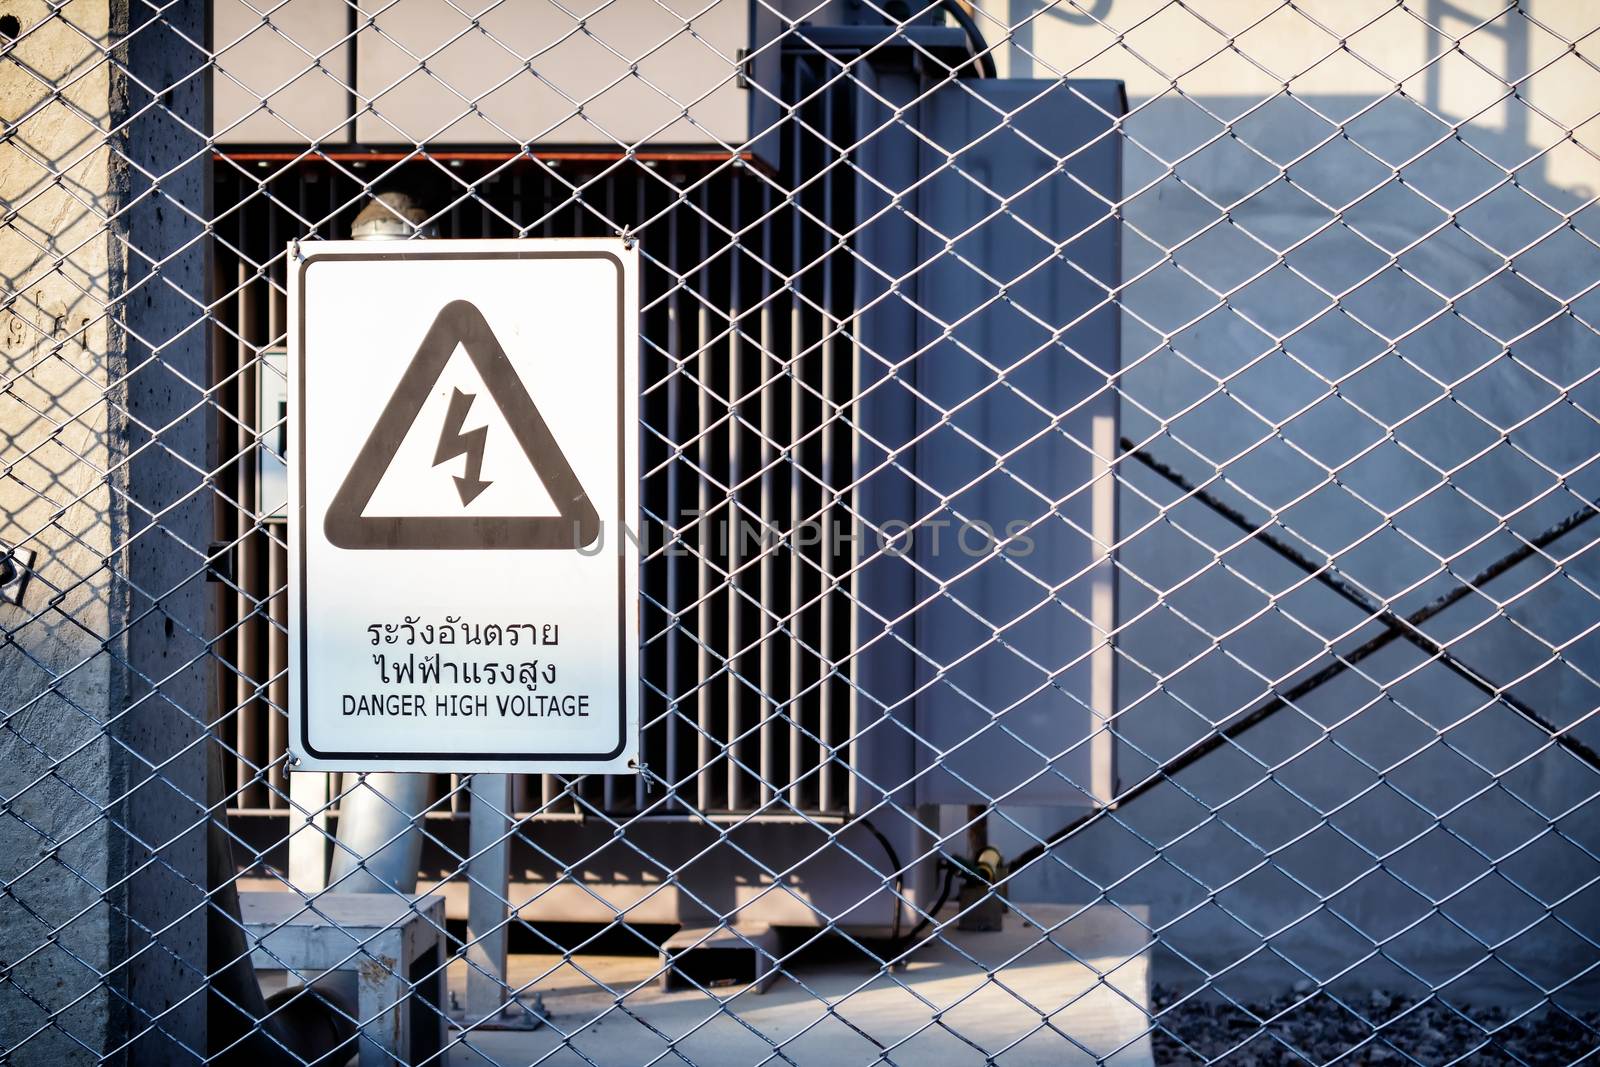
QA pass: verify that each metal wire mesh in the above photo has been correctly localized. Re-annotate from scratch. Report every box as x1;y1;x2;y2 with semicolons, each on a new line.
3;0;1600;1063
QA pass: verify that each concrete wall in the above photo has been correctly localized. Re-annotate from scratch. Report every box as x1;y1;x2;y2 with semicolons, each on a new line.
0;1;210;1061
0;3;123;1058
969;0;1600;1009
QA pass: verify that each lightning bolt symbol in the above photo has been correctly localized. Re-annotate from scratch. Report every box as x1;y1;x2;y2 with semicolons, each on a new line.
432;387;493;506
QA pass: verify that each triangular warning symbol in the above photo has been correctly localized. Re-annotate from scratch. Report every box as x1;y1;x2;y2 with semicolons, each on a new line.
324;300;600;550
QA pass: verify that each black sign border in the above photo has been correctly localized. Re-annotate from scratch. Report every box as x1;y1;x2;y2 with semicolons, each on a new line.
296;248;630;764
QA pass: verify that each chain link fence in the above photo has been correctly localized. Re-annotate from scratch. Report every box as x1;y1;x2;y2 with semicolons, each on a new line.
2;0;1599;1063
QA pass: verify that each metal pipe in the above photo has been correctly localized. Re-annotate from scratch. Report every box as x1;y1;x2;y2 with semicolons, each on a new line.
327;774;431;895
326;191;438;897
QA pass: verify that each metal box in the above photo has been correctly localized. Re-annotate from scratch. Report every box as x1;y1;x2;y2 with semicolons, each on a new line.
841;62;1125;811
908;79;1124;808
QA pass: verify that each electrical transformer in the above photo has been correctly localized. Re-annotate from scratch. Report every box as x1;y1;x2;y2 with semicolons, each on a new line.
214;0;1123;929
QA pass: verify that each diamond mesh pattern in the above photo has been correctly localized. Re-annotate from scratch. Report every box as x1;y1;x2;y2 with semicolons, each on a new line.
2;0;1599;1063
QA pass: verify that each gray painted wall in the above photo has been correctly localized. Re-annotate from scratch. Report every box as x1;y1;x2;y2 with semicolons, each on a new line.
975;0;1600;1011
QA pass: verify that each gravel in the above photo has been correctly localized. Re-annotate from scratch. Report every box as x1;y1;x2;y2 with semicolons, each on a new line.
1150;984;1600;1065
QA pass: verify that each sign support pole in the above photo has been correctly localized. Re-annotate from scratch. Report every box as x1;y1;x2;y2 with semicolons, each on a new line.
288;771;332;892
466;773;513;1022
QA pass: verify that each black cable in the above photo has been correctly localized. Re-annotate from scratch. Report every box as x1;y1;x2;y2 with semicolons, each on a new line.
863;822;963;954
862;820;905;944
940;0;998;78
898;860;957;949
1005;452;1600;881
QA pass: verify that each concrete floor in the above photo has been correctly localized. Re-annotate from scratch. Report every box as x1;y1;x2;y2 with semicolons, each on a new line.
444;904;1154;1066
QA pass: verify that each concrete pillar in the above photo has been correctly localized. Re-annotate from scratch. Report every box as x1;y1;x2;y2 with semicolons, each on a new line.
0;2;210;1062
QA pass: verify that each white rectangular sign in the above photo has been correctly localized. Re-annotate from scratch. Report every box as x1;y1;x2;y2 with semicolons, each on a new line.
289;239;639;773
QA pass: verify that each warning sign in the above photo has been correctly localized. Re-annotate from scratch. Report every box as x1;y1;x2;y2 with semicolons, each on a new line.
288;240;639;774
325;299;601;550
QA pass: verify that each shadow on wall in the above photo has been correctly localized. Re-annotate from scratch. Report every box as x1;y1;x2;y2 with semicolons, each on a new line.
0;8;126;1060
994;10;1600;1010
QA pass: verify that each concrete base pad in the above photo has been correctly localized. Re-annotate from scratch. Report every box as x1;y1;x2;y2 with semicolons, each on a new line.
447;903;1153;1066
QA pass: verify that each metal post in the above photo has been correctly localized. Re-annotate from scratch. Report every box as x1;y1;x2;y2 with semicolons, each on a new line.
288;772;333;892
466;773;513;1022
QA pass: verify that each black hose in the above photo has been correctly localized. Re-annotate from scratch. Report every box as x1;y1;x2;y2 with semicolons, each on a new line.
940;0;998;78
897;860;957;950
862;820;905;944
